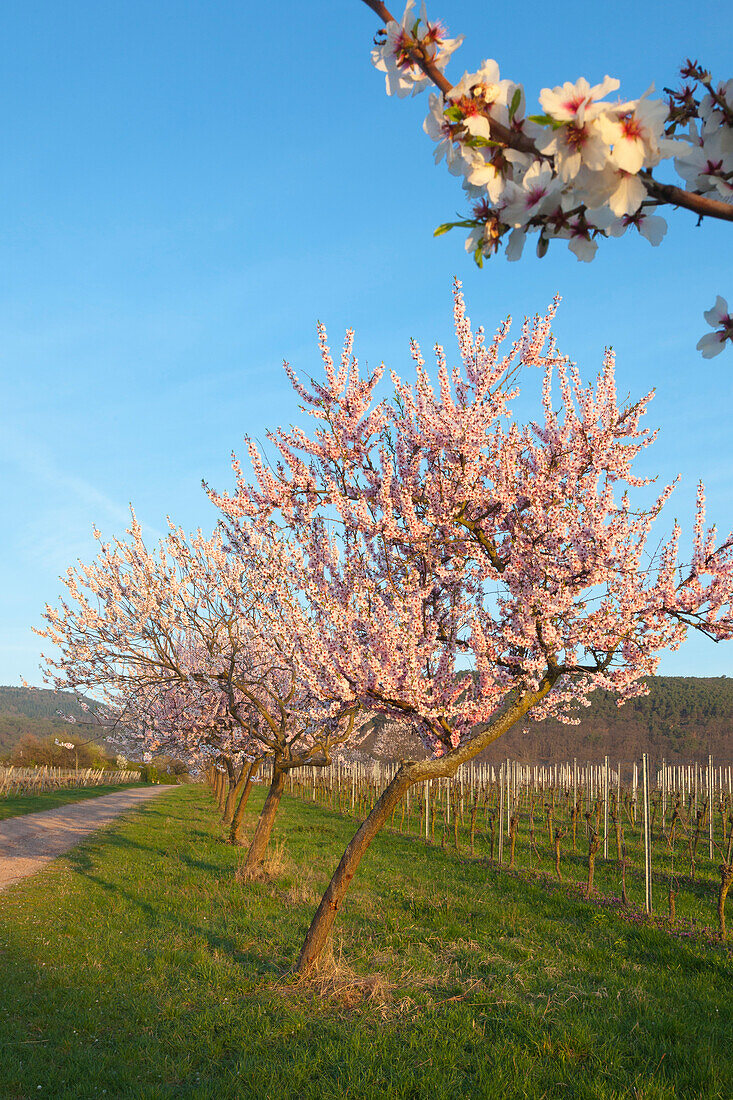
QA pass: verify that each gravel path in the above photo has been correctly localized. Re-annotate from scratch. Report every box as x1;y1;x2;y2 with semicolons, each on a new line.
0;785;179;892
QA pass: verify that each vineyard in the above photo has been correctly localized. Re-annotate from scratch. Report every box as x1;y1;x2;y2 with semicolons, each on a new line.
0;765;141;797
285;755;733;938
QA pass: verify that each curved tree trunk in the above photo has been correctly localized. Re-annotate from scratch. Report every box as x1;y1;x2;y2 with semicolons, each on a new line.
296;767;413;973
294;678;557;975
243;763;287;869
230;757;263;845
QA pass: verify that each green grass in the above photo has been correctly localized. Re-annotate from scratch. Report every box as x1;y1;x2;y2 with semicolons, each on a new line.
0;784;148;821
306;778;731;928
0;785;731;1099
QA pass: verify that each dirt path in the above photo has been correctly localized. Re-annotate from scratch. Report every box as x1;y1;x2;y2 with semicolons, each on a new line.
0;785;179;892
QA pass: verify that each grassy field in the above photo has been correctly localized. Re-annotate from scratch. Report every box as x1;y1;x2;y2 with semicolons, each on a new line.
0;784;731;1099
0;784;147;821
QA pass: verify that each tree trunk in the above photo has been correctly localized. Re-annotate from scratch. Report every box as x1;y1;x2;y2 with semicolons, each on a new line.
296;767;412;974
243;763;286;869
295;677;558;974
215;768;226;810
230;757;263;845
221;757;238;825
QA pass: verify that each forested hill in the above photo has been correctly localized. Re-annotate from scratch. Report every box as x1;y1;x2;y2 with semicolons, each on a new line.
3;678;733;764
362;676;733;765
0;686;98;755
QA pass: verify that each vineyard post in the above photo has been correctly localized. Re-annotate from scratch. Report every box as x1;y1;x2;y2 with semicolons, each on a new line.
643;753;653;914
424;780;429;839
662;756;667;833
704;752;708;862
603;756;609;860
617;762;621;810
498;762;505;864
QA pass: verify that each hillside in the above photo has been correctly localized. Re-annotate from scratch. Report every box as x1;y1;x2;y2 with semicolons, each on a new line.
356;676;733;765
0;686;101;756
3;678;732;765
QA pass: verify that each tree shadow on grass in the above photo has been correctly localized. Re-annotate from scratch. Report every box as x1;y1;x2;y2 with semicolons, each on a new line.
61;836;281;980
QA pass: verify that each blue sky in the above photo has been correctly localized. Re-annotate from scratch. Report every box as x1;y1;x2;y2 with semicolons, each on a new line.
2;0;731;686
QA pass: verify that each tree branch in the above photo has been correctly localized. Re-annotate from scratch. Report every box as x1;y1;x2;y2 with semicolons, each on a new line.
360;0;733;224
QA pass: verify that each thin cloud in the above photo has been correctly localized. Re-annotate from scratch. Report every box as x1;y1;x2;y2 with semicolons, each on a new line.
1;429;164;541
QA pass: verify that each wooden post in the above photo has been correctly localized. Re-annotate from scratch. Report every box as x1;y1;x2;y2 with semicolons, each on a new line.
501;756;508;831
498;763;505;865
603;755;609;860
704;752;708;862
642;753;653;914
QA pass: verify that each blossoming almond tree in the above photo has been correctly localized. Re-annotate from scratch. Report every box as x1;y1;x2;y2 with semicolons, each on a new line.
37;515;361;868
360;1;733;356
211;284;733;972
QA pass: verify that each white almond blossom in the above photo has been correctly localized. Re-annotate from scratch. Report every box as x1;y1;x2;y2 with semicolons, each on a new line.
700;79;733;131
697;297;733;358
605;211;668;245
538;109;612;182
598;94;680;173
372;1;462;98
501;161;563;227
539;75;621;122
465;147;527;202
675;124;733;197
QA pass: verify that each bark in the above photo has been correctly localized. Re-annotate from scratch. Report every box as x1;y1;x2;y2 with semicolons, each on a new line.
215;768;226;810
221;756;238;825
243;763;286;869
230;757;263;845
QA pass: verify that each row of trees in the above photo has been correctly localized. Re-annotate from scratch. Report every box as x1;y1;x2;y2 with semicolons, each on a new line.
38;285;733;973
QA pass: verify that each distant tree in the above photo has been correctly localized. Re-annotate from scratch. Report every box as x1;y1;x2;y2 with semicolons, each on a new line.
37;518;363;869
